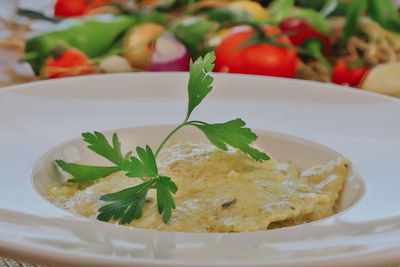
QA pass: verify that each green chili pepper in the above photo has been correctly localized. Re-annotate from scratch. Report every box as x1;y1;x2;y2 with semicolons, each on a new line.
24;14;136;75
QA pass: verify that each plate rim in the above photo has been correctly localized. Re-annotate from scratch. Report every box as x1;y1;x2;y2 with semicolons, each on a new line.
1;72;400;266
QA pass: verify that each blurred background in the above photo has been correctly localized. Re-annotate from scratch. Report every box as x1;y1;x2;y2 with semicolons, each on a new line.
1;0;400;97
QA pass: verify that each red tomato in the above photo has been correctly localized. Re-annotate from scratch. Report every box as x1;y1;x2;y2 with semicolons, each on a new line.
331;58;370;87
214;26;298;78
44;48;95;79
54;0;88;17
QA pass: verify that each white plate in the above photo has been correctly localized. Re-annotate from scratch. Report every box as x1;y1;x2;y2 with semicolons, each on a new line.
0;73;400;266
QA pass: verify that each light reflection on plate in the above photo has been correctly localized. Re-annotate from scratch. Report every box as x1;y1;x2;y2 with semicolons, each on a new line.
0;73;399;266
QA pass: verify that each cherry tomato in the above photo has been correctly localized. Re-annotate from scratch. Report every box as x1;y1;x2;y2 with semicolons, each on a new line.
215;26;298;78
54;0;88;17
44;48;95;79
331;58;370;87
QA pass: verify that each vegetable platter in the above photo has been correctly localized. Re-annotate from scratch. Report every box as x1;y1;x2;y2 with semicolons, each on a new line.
3;0;400;97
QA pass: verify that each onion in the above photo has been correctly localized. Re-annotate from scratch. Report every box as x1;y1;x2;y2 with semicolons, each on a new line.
122;22;164;70
99;55;132;73
361;62;400;98
148;32;191;72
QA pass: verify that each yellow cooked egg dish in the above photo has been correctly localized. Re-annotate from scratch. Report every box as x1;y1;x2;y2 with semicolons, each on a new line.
47;141;349;233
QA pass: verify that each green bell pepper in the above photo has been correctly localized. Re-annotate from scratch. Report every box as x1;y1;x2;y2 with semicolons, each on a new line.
24;14;137;75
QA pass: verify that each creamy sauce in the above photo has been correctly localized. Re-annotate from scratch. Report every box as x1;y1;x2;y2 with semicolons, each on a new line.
47;142;349;233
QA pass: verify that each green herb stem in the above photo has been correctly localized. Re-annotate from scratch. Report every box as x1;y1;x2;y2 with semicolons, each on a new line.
155;120;214;157
303;38;332;72
155;121;190;158
187;120;208;125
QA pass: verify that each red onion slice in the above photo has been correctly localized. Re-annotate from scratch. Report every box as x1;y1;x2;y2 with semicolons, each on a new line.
148;32;191;71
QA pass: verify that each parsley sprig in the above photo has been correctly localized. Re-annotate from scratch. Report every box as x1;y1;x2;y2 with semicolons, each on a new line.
56;51;269;224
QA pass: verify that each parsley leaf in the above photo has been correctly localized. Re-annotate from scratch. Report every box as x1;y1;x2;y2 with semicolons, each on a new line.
97;178;157;224
156;176;178;223
56;132;130;183
82;132;124;165
186;51;215;120
98;145;178;224
121;145;158;178
188;119;270;161
55;160;121;183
